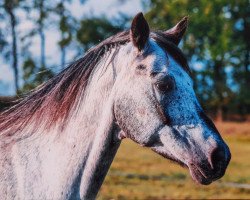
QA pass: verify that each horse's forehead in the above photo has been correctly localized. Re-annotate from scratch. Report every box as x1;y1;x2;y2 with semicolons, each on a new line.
168;55;193;85
138;40;168;72
144;40;166;62
143;41;192;84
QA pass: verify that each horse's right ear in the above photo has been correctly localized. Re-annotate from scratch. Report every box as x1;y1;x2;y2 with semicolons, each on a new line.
164;16;188;46
130;12;150;51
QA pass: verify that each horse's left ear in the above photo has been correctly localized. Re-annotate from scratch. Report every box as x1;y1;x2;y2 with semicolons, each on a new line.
164;16;188;46
130;12;150;51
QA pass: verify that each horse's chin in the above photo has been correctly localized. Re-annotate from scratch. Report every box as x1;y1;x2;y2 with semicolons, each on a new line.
174;159;213;185
188;164;213;185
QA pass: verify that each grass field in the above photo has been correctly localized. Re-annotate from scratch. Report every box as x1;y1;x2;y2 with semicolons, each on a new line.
97;122;250;199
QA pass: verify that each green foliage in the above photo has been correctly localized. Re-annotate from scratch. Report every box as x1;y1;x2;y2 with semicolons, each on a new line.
77;16;124;50
0;0;30;92
22;57;54;93
58;15;73;48
228;1;250;114
55;1;75;49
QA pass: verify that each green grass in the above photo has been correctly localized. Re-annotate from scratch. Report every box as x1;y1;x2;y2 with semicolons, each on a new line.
97;122;250;199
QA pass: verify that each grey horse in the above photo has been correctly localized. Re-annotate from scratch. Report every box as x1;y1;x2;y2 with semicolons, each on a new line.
0;13;230;199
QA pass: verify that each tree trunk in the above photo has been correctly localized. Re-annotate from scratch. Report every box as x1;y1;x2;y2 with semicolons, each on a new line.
243;18;250;86
61;46;66;69
245;50;250;84
38;0;46;69
40;28;46;68
213;61;225;121
216;106;223;122
8;9;19;93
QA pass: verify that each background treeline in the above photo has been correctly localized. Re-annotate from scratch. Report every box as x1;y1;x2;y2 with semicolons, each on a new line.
0;0;249;121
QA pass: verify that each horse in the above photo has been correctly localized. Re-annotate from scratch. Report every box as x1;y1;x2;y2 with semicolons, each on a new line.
0;12;231;199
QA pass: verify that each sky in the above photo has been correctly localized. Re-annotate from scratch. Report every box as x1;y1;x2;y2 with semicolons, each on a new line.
0;0;143;95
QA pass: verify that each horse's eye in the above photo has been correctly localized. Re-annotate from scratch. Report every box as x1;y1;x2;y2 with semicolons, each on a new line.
155;77;175;92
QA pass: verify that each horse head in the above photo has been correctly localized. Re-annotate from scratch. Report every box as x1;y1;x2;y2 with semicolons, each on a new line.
114;13;231;185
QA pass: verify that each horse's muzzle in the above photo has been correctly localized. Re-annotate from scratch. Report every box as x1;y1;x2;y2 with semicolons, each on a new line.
188;143;231;185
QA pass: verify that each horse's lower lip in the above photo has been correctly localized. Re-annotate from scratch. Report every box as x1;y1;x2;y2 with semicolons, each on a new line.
188;164;213;185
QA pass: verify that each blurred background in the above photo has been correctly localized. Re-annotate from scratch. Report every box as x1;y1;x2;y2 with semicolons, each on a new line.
0;0;249;199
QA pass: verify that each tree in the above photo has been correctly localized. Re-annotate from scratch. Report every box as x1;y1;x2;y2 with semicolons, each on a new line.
19;0;56;93
0;0;24;93
76;16;126;50
33;0;50;69
55;0;76;68
0;22;8;60
20;0;87;92
229;0;250;116
21;56;52;93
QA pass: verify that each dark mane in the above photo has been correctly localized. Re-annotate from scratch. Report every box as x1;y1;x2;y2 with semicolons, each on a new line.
0;30;190;136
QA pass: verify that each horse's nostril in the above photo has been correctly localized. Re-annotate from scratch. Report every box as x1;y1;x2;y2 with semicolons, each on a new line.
210;146;225;170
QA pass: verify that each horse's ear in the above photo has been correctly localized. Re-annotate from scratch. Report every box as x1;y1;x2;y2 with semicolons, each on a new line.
130;12;150;51
164;16;188;46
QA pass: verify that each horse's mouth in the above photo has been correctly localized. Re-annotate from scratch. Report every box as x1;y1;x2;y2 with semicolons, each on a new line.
187;162;227;185
153;150;223;185
188;164;213;185
163;154;215;185
151;145;228;185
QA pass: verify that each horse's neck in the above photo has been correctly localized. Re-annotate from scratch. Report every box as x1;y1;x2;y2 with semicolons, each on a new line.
9;50;123;199
78;52;123;199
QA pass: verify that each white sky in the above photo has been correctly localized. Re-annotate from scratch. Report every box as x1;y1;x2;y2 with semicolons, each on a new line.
0;0;143;95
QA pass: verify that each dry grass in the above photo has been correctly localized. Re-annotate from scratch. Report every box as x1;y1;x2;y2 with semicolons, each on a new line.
97;122;250;199
216;122;250;136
